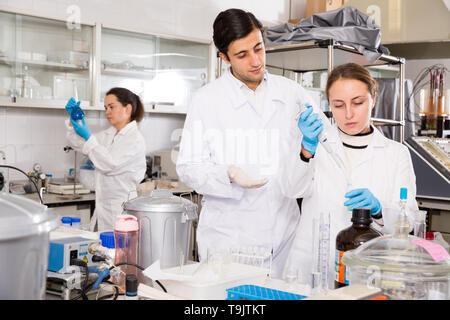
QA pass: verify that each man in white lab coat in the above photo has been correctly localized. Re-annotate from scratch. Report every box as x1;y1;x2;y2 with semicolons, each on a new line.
176;8;323;278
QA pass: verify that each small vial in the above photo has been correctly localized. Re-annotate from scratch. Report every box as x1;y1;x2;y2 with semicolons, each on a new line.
414;210;427;239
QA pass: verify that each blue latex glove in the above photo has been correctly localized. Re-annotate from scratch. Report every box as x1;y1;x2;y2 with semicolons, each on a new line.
70;117;91;141
297;104;323;155
344;188;382;215
65;97;80;117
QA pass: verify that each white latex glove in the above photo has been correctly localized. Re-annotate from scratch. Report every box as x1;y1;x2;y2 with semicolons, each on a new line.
227;165;269;189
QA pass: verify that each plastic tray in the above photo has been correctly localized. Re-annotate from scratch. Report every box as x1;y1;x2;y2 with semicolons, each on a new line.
226;284;308;300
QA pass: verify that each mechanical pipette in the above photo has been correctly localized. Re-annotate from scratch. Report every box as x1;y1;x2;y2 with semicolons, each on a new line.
297;103;344;169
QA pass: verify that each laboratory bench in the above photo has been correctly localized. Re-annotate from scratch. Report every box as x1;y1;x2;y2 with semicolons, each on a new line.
18;181;201;229
19;191;96;226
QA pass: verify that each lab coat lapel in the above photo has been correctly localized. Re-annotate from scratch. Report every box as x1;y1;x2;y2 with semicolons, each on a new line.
224;69;286;125
352;127;387;171
260;75;286;127
224;68;250;110
326;126;349;176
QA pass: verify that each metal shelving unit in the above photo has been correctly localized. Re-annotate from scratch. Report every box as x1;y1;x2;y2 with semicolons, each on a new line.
264;39;406;143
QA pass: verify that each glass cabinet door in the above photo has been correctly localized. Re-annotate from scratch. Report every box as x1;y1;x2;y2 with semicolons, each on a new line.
101;28;209;113
0;11;16;100
0;11;93;106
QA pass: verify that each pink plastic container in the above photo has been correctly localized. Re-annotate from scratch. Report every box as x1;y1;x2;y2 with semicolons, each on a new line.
114;214;139;276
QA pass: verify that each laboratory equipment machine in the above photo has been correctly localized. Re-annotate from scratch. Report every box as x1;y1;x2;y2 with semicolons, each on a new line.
406;136;450;185
48;237;101;273
0;193;60;299
152;150;179;180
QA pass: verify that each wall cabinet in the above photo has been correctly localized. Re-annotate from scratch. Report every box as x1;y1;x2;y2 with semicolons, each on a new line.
0;10;211;114
0;11;93;108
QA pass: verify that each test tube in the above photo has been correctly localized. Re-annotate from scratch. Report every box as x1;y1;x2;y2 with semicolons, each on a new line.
73;79;78;101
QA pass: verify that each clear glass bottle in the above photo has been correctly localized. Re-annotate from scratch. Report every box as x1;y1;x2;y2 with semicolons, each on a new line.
394;188;410;238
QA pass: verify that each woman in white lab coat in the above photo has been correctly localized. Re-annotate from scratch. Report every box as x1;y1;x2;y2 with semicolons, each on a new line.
282;63;418;285
65;87;147;232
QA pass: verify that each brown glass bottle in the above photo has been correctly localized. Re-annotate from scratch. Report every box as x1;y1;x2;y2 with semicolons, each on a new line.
335;208;382;289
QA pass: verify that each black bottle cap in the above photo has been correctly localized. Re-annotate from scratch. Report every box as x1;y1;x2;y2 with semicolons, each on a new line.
351;208;372;225
126;274;138;294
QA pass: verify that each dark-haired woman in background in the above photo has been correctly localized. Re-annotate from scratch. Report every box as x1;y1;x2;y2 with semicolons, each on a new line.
64;87;146;231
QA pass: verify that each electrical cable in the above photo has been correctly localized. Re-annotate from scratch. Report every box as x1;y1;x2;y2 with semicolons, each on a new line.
110;262;167;293
97;286;123;300
406;64;448;126
0;165;43;204
103;280;121;300
70;259;90;300
70;279;98;300
70;261;168;300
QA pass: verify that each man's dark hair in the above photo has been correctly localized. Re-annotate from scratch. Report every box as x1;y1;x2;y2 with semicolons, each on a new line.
213;8;264;59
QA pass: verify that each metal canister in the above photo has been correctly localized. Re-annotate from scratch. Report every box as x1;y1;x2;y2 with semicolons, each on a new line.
0;194;59;299
122;189;198;280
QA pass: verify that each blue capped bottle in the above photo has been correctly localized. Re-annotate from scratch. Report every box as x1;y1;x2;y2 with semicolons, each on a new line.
394;187;410;238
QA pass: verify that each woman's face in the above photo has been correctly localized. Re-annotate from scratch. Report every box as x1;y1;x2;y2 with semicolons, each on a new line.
104;94;131;129
328;78;375;135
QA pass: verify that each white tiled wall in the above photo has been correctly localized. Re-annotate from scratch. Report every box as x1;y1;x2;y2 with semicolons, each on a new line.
0;106;187;180
0;0;303;181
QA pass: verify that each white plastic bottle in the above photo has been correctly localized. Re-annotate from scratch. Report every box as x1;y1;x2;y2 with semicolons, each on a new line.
71;217;81;229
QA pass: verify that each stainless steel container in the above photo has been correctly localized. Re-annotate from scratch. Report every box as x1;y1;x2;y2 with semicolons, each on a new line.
0;193;59;299
123;189;198;272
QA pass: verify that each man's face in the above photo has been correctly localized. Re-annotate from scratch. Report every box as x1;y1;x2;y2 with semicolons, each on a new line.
220;28;265;90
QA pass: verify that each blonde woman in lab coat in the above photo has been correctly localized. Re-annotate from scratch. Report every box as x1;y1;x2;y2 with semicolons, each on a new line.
65;87;146;232
282;63;418;286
